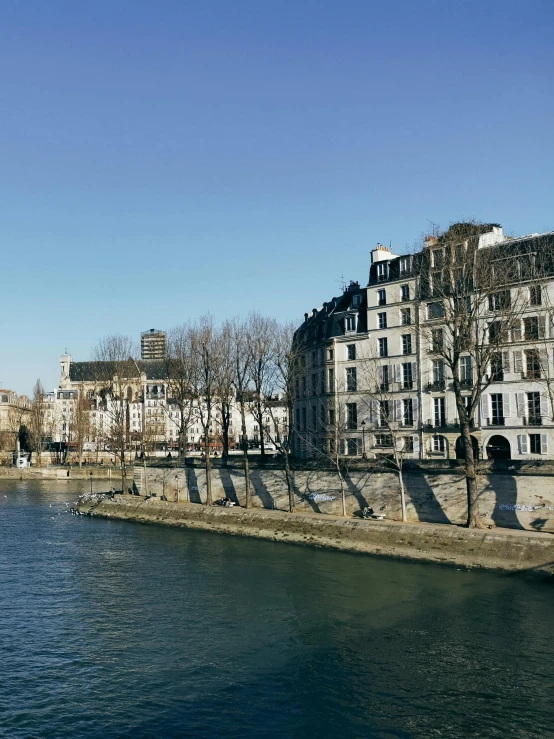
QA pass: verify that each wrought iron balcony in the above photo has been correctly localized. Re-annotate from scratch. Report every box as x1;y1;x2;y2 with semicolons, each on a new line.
427;381;445;391
523;416;542;426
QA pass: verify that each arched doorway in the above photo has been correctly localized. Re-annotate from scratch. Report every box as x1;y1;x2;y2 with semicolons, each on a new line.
486;435;511;460
455;435;479;460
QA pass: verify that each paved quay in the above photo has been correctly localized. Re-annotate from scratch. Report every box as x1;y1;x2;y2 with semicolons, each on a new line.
78;495;554;576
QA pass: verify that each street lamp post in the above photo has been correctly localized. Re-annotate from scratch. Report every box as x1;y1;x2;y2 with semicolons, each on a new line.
361;420;367;460
89;471;93;494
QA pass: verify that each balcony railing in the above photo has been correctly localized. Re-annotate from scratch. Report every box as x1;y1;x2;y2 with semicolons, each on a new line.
460;378;474;388
427;381;445;391
523;416;542;426
521;372;541;380
487;417;505;426
403;381;414;390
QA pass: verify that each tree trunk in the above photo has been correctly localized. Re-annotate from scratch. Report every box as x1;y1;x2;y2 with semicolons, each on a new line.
221;420;229;467
394;450;407;522
240;403;251;509
336;458;346;517
284;452;295;513
205;448;212;505
398;467;407;522
461;421;481;527
257;401;265;458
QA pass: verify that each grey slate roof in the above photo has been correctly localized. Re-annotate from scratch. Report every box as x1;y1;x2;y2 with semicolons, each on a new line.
68;358;175;383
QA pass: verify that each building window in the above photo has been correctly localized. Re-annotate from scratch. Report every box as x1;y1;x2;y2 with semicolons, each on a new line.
377;289;387;305
345;315;356;332
433;397;446;427
432;359;444;386
379;338;388;357
433;250;444;269
346;403;357;429
375;434;392;448
431;328;443;353
346;438;360;456
401;285;410;301
488;291;511;311
402;335;412;355
399;256;410;275
328;348;334;361
460;356;473;384
427;302;445;320
523;316;542;341
403;436;414;453
379;400;390;426
491;394;504;425
376;263;387;281
402;362;413;389
525;350;541;379
403;398;414;426
529;434;541;454
346;367;357;392
352;294;362;308
400;308;411;326
527;392;541;425
347;344;356;360
328;408;335;426
380;365;390;391
529;285;542;306
489;321;508;343
432;435;445;452
378;312;387;329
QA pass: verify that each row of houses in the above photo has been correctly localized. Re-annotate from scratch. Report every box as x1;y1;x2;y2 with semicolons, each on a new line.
52;353;287;453
293;224;554;462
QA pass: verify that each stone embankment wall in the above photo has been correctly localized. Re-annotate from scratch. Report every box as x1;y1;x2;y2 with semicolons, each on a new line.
137;464;554;532
78;497;554;576
0;466;116;480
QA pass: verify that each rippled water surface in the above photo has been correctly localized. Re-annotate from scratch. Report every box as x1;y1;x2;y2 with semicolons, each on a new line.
1;480;553;738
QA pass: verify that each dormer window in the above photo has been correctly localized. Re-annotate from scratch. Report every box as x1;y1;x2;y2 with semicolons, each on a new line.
352;294;362;308
376;262;388;281
399;256;410;275
345;315;356;333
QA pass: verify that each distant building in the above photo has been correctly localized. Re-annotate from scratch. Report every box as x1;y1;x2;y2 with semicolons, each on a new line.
141;329;167;360
0;389;31;449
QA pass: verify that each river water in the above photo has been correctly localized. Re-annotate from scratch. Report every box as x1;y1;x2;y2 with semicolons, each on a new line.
0;480;553;739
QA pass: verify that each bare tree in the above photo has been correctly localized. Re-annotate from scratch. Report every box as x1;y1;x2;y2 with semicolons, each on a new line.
28;380;47;466
213;321;235;465
71;384;92;468
264;321;304;512
190;316;220;506
356;352;415;521
416;222;528;527
166;324;198;462
91;334;137;494
247;314;278;458
229;316;253;508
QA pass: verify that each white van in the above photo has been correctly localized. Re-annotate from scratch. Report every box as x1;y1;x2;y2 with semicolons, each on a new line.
16;457;29;469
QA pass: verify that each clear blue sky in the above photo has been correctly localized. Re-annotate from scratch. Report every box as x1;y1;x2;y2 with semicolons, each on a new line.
1;0;553;395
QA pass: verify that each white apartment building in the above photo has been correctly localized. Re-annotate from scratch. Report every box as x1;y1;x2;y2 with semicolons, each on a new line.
56;352;287;453
293;225;554;462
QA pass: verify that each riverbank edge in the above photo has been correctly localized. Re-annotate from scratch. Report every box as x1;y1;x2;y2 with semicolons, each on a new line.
78;497;554;576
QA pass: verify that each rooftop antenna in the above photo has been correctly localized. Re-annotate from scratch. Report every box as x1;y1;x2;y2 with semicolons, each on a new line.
426;219;440;237
338;274;346;292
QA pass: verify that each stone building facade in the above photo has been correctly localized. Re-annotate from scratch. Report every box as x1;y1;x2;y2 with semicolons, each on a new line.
293;225;554;462
55;350;287;453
